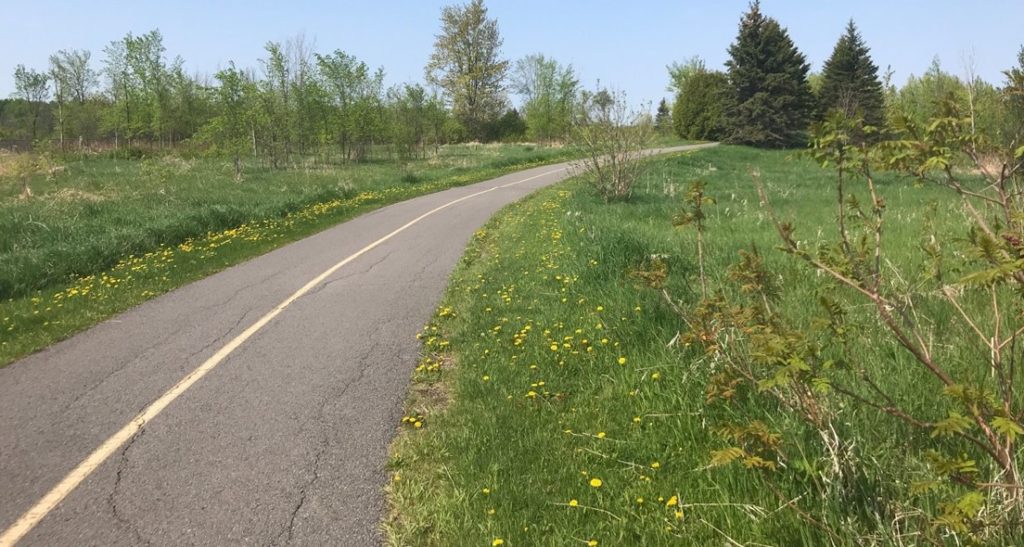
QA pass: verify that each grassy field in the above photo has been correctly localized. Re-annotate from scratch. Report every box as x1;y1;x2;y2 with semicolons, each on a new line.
383;145;1001;545
0;143;589;366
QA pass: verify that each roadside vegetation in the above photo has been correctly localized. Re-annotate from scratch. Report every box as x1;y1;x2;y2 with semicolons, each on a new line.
0;144;584;366
388;1;1024;545
386;146;866;545
387;134;1022;544
0;0;697;366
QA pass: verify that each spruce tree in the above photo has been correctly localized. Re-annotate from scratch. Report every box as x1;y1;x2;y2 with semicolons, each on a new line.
818;20;885;127
723;1;813;147
655;98;672;133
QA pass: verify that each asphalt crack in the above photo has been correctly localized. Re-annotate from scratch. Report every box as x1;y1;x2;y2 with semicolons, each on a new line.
108;427;150;546
307;248;396;296
276;442;326;546
272;339;383;545
183;310;251;364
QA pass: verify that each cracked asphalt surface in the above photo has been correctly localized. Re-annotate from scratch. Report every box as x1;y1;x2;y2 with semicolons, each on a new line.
0;145;712;546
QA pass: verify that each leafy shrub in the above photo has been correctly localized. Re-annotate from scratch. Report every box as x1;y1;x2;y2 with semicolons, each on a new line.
572;89;653;201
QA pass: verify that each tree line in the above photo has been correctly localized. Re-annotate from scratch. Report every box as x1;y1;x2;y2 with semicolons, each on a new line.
670;1;1023;149
1;0;582;169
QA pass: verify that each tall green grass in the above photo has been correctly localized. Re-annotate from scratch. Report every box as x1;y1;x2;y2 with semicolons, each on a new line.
0;144;594;366
385;145;976;545
0;144;577;299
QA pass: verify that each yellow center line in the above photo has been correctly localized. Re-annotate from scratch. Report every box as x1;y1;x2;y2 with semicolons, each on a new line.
0;165;569;547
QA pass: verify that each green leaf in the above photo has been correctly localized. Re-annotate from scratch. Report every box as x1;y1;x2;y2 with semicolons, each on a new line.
954;491;985;516
709;447;746;467
926;451;979;476
931;412;973;438
786;356;811;372
958;259;1024;286
741;456;777;471
932;513;968;534
992;416;1024;441
1015;145;1024;159
811;377;831;394
910;480;939;495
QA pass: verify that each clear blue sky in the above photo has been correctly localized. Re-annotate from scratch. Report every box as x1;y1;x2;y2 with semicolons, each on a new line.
2;0;1022;107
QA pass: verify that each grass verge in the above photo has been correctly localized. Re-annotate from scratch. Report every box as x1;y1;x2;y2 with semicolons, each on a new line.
384;145;968;545
0;144;586;366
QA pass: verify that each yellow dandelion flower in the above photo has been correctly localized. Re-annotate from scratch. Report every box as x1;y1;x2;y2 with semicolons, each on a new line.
617;357;627;366
666;495;678;507
651;462;661;469
568;499;578;507
492;539;505;546
589;478;603;488
596;432;606;439
482;488;491;495
588;541;598;547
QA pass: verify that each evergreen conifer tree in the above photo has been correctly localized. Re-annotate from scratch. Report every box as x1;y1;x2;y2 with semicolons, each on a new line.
818;20;885;127
723;1;813;147
655;98;672;133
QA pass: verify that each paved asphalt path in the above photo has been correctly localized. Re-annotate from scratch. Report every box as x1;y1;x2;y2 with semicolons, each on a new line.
0;144;713;546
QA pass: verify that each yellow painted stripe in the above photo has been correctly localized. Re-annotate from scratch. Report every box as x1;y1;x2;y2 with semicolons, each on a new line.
0;166;568;546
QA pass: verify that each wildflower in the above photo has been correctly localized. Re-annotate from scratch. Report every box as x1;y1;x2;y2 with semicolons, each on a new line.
589;478;603;488
568;499;578;507
651;372;661;381
617;357;627;366
482;488;491;495
588;541;598;547
492;539;505;546
651;462;660;469
596;432;606;439
666;495;678;507
482;375;491;382
636;497;644;505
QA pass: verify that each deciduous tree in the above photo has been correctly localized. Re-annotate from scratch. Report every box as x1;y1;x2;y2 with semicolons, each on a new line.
12;65;50;142
512;54;578;142
673;70;728;140
426;0;509;140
